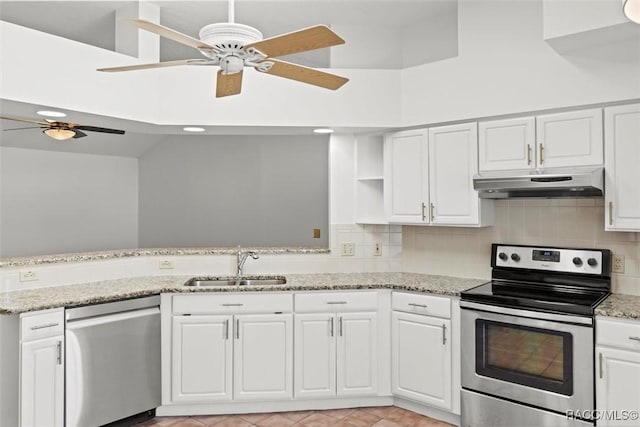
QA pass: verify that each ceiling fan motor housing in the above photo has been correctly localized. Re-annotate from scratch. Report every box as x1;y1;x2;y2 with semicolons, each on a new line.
199;23;263;52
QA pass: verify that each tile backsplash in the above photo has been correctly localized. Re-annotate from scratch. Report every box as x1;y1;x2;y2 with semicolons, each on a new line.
402;199;640;295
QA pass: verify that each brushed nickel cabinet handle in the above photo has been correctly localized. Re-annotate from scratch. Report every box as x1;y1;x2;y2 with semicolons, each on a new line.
430;203;435;222
222;303;243;307
526;144;532;165
326;301;347;305
330;317;334;337
539;144;544;165
56;341;62;365
609;202;613;226
30;322;59;331
442;324;447;345
224;319;229;340
599;352;603;379
629;336;640;342
421;203;426;221
236;319;240;339
339;317;343;337
408;303;428;308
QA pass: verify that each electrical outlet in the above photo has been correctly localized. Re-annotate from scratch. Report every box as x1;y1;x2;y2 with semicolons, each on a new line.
612;255;625;273
159;260;174;270
19;270;39;282
341;242;355;256
374;242;382;256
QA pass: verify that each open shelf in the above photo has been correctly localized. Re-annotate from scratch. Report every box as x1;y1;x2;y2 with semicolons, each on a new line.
355;134;386;224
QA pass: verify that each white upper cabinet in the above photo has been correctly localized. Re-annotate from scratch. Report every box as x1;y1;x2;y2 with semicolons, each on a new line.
479;117;536;172
384;129;429;224
536;108;603;169
604;103;640;231
384;125;491;226
429;123;480;225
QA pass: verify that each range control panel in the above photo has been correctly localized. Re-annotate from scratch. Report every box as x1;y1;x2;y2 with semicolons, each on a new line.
494;244;605;275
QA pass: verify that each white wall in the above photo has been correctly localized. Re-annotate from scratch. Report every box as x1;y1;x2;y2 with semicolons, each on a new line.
0;147;139;257
400;0;640;126
138;135;329;247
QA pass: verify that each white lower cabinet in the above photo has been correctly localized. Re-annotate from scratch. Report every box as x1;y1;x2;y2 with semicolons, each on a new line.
596;316;640;426
19;309;64;427
391;293;452;411
294;292;379;399
169;294;293;404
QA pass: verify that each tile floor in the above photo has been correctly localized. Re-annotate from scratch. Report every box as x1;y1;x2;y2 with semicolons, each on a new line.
137;406;454;427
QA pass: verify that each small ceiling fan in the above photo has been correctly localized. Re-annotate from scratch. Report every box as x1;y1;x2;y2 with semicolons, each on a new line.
0;116;126;141
97;0;349;97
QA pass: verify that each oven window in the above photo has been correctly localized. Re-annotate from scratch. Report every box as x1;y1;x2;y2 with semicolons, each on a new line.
476;320;573;395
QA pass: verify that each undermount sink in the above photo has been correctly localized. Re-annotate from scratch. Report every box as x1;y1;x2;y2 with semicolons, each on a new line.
184;276;287;287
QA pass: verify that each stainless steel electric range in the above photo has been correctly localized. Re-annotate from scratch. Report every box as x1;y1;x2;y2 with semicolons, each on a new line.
460;244;612;427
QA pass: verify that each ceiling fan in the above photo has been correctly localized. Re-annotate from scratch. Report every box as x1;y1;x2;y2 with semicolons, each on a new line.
0;116;126;141
97;0;349;97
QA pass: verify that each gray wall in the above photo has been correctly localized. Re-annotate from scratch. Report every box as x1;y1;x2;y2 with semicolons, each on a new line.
0;147;139;257
138;135;329;248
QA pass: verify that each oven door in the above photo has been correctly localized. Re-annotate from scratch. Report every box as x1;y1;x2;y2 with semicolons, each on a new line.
461;301;594;416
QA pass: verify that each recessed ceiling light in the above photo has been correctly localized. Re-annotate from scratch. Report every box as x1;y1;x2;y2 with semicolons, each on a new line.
313;128;334;134
37;110;66;118
624;0;640;23
183;127;205;132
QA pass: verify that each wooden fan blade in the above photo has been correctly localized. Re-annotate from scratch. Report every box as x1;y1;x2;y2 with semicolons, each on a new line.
72;130;88;139
123;19;220;52
244;25;345;58
98;59;210;73
73;125;125;135
256;59;348;90
216;70;243;98
0;116;50;126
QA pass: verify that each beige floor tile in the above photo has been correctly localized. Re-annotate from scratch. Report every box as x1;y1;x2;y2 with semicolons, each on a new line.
209;418;255;427
279;411;315;422
316;408;356;419
192;415;231;426
342;409;381;427
171;419;208;427
297;413;342;427
239;413;274;424
255;414;299;427
370;419;403;427
359;407;396;419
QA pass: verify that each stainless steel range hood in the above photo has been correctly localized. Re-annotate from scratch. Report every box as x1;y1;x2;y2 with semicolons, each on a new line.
473;168;604;199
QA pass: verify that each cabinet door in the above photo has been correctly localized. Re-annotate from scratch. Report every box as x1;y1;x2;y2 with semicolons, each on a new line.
21;336;64;427
392;312;451;410
337;312;378;397
479;117;535;172
294;313;336;399
384;129;429;224
234;314;293;401
171;315;232;403
605;104;640;231
596;347;640;426
428;123;480;225
536;109;603;168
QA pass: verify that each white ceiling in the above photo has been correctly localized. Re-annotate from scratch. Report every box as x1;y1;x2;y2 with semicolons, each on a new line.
0;0;457;156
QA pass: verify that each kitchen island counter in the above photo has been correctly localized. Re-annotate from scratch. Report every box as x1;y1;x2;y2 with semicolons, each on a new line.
0;272;486;314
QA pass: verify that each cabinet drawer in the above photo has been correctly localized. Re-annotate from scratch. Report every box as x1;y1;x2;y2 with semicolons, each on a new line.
392;292;451;319
173;293;293;315
20;309;64;341
597;317;640;351
295;292;378;312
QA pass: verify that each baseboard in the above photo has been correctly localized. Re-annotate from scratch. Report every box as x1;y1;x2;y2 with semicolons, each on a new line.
394;396;461;426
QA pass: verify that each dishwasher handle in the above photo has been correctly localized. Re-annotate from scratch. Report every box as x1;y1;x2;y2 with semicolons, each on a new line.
66;307;159;329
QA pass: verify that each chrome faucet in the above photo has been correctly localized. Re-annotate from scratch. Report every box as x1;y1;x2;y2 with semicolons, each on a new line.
236;249;259;276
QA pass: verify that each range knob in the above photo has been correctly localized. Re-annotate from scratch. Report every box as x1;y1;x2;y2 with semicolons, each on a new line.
511;253;521;262
498;252;508;261
587;258;598;267
572;257;583;266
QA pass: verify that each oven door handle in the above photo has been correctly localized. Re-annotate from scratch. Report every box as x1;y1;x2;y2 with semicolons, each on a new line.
460;301;593;326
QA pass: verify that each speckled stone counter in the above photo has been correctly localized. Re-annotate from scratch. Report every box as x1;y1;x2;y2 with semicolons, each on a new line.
0;247;330;269
0;272;486;314
596;294;640;320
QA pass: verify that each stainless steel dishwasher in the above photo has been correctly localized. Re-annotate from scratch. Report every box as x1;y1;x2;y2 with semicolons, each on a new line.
65;295;161;427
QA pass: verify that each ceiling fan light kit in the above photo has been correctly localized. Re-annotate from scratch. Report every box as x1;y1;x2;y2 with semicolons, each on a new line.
624;0;640;23
37;110;67;118
43;128;76;140
98;0;348;97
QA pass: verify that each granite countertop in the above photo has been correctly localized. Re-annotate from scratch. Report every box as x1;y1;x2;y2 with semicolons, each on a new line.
0;247;330;269
596;293;640;319
0;272;486;314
